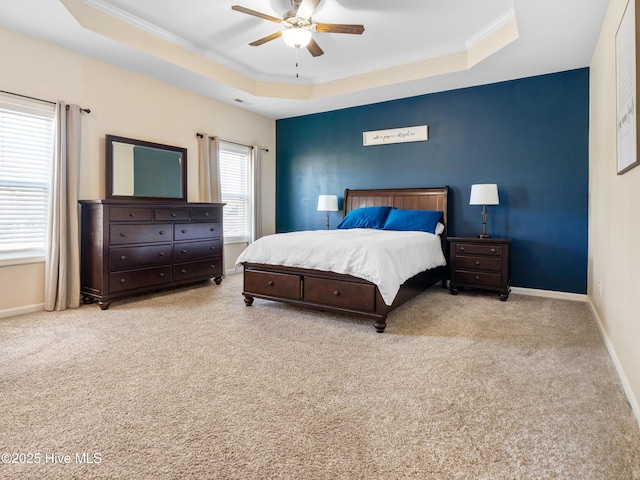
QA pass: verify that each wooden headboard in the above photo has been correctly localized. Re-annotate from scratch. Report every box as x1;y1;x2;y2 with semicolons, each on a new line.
343;186;450;244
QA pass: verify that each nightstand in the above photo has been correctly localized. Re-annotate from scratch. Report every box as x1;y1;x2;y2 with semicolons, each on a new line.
447;237;511;301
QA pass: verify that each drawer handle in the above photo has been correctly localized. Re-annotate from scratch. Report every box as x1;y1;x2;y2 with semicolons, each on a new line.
159;230;165;235
120;278;126;284
120;255;127;261
490;248;496;253
460;246;465;251
171;212;176;217
159;252;165;256
475;276;481;281
129;212;136;217
181;269;187;274
159;272;165;277
204;212;209;216
333;290;340;297
267;281;274;287
210;246;216;251
210;227;216;232
181;249;187;254
182;229;187;234
119;232;126;237
475;260;480;265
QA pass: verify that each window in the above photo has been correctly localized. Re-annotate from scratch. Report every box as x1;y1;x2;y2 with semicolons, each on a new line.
219;141;252;243
0;94;55;264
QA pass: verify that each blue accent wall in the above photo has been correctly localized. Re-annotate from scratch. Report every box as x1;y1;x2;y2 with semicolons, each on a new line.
275;69;589;294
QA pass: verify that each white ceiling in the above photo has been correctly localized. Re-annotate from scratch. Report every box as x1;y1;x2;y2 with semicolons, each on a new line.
0;0;609;119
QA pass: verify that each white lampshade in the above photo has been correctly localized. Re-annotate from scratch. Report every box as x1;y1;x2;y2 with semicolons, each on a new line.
469;184;499;205
317;195;338;212
282;28;312;48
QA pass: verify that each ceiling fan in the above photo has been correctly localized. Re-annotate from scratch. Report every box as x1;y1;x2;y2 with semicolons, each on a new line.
231;0;365;58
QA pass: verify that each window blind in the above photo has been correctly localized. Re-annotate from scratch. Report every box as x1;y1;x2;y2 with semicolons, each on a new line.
219;141;252;243
0;94;55;262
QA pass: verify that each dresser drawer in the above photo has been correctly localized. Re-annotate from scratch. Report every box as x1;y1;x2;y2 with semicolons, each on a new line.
191;206;221;221
110;224;172;245
244;270;302;300
109;207;153;222
173;259;222;281
155;207;190;221
173;240;221;262
455;243;502;256
454;270;503;288
110;266;171;293
174;222;220;241
304;277;376;312
110;245;172;270
455;255;502;272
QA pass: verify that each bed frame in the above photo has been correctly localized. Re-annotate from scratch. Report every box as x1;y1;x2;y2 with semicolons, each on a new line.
241;186;449;332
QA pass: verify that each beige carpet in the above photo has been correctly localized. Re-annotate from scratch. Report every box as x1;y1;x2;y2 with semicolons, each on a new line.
1;273;639;479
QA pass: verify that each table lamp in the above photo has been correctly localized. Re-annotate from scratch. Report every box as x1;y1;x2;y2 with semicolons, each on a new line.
469;184;499;238
317;195;338;229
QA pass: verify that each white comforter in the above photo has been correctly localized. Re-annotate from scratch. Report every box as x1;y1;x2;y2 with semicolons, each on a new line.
235;229;446;306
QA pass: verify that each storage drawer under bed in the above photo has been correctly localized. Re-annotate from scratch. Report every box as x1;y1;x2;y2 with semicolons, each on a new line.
243;270;302;300
304;277;376;312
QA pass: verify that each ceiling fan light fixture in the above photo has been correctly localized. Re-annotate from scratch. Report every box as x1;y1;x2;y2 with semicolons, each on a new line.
282;28;312;48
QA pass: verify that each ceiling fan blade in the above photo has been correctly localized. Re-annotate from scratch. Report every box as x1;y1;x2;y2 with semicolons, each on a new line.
306;38;324;57
249;31;283;46
231;5;282;24
314;23;365;34
296;0;321;20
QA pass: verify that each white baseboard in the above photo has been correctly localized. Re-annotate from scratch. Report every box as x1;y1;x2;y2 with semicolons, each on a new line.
510;286;587;302
586;299;640;429
0;303;44;319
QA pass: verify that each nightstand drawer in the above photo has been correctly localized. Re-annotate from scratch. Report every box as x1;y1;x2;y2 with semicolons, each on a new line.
455;255;502;272
454;270;502;288
455;243;502;256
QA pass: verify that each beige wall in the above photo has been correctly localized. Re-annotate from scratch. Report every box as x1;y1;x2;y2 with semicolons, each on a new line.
0;28;276;316
589;0;640;419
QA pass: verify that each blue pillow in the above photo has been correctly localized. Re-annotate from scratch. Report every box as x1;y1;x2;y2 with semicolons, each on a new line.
382;209;443;233
337;206;391;229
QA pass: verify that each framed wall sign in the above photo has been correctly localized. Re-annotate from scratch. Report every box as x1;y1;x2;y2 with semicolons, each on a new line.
616;0;640;174
363;125;428;146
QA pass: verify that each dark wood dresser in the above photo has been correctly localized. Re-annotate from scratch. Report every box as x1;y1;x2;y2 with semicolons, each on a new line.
447;237;511;301
80;200;224;309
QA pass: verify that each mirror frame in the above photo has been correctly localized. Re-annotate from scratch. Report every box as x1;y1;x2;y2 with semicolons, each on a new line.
106;134;188;203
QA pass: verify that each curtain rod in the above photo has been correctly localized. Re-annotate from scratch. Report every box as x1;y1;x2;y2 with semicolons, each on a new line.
0;90;91;113
196;132;269;153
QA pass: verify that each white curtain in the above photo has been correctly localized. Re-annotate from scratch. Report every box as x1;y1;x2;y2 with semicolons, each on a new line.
251;146;262;242
198;134;221;202
44;102;82;311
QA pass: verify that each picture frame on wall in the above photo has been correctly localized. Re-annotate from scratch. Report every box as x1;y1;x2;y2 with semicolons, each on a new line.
616;0;640;175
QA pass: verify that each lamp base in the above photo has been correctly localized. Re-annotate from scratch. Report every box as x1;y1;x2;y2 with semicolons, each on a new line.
478;233;491;239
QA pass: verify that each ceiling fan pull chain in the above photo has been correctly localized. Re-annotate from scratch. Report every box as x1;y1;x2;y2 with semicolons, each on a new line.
295;46;300;78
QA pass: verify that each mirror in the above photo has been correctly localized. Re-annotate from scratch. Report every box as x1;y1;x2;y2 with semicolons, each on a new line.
106;134;187;202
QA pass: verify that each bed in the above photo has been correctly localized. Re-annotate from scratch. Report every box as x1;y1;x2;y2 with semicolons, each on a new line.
236;187;449;332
